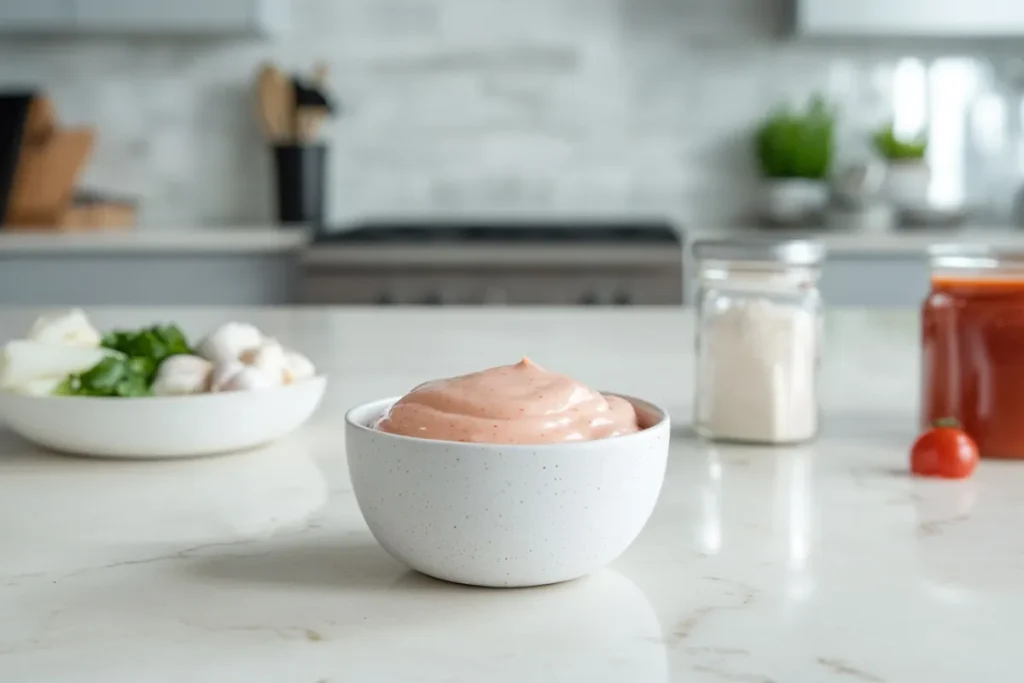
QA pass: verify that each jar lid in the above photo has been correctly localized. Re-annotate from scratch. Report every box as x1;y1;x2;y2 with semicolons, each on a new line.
928;243;1024;269
692;239;825;266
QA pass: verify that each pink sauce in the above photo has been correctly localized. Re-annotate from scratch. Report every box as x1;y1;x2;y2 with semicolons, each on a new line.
374;358;641;444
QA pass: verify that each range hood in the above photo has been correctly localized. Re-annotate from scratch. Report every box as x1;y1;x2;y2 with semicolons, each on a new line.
796;0;1024;37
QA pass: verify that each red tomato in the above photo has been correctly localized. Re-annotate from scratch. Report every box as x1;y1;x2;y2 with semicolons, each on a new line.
910;418;979;479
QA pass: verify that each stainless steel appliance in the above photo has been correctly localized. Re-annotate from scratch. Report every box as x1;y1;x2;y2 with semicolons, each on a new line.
301;219;684;306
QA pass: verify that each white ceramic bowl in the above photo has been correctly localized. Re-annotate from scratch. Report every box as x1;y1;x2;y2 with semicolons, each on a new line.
345;394;670;588
0;376;326;458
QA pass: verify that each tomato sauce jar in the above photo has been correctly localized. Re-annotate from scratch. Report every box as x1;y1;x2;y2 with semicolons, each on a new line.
922;245;1024;458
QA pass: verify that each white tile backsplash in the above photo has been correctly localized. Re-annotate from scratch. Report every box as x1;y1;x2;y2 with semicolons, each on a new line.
0;0;1012;227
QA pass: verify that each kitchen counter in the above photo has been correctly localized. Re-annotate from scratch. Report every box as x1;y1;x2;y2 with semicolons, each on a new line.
1;307;1018;682
689;225;1024;256
0;227;309;254
2;223;1023;258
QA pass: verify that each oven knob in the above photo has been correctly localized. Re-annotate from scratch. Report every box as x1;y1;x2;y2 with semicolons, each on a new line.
614;290;632;305
579;291;599;306
422;292;443;305
376;293;395;305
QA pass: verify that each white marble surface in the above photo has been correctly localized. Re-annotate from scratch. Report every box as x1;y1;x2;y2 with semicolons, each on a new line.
0;307;1019;682
0;227;308;254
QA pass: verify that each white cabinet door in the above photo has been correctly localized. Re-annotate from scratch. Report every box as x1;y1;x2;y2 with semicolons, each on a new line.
0;0;73;29
799;0;1024;36
73;0;284;34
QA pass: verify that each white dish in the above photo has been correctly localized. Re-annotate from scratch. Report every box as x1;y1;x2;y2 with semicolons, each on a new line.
0;376;326;459
345;394;670;588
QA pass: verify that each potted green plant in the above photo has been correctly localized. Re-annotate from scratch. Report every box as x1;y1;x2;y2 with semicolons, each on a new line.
872;124;929;209
754;94;835;224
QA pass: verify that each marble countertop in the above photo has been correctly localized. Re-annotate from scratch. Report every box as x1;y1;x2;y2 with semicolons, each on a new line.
0;227;309;254
1;307;1018;682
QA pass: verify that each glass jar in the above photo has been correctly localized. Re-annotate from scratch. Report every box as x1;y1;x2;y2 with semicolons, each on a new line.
693;240;825;445
922;245;1024;459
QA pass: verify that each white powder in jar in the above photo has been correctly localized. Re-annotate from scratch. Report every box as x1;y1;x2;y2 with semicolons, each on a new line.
696;298;819;443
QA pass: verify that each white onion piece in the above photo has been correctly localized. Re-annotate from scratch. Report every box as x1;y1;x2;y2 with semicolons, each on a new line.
0;341;115;390
28;309;101;348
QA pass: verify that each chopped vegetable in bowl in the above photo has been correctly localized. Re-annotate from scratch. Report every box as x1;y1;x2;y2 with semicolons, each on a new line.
57;324;193;397
0;310;316;398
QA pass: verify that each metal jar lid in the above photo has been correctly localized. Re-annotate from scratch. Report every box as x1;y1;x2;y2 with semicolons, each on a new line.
692;239;826;266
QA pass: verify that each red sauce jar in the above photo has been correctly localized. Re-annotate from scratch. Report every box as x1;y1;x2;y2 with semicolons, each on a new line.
921;245;1024;458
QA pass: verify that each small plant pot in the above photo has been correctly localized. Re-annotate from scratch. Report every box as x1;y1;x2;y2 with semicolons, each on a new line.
882;160;930;209
760;178;829;226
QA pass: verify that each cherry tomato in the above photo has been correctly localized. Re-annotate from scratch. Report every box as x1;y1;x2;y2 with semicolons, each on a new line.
910;418;979;479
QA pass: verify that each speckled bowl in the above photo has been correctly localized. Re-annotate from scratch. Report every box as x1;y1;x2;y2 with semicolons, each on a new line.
344;395;670;588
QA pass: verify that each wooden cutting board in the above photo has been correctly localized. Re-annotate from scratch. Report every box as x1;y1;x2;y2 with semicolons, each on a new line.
24;95;56;144
5;127;95;226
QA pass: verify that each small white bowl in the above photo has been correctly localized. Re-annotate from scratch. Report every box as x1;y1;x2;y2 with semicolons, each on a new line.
345;394;670;588
0;376;326;459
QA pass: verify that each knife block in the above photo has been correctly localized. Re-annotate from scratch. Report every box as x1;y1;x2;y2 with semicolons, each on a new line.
0;92;33;222
0;91;131;231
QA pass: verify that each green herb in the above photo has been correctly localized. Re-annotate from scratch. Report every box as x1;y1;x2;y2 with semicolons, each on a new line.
101;324;191;363
57;323;192;398
755;94;835;180
53;376;78;396
79;356;125;394
872;124;928;161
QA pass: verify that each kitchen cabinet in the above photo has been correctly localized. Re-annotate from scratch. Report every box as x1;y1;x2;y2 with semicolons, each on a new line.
797;0;1024;36
0;253;298;306
0;0;73;29
0;0;287;35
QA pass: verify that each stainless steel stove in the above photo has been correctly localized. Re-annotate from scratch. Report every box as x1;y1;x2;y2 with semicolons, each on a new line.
300;219;684;306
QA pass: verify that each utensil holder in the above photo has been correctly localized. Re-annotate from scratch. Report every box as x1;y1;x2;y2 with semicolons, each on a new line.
273;144;326;227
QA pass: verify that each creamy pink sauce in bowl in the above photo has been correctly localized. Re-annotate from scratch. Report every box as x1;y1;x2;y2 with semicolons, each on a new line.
344;372;670;588
373;358;643;445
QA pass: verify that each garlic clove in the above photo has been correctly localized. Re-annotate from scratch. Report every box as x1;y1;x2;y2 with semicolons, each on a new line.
196;322;264;364
283;350;315;384
217;366;277;392
210;359;246;392
151;354;214;396
239;338;287;386
28;309;101;348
